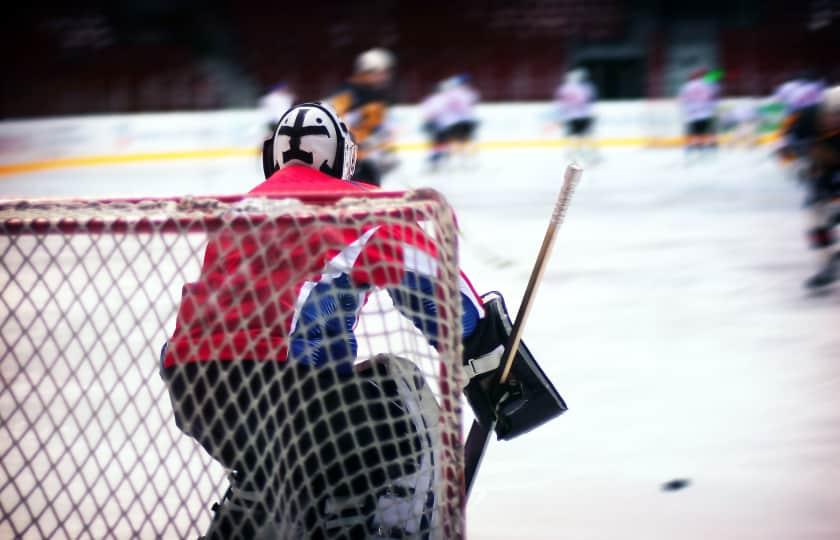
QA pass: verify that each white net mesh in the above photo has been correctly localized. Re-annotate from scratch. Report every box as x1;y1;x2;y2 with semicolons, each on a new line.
0;191;465;539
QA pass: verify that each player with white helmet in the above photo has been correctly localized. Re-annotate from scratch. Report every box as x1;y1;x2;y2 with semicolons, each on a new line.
773;70;826;115
554;67;600;163
443;74;480;167
420;74;481;171
354;47;395;79
774;70;827;167
678;68;720;160
419;81;450;170
326;48;399;187
162;101;568;538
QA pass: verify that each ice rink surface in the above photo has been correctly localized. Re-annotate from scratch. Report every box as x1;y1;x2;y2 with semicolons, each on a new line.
2;144;839;539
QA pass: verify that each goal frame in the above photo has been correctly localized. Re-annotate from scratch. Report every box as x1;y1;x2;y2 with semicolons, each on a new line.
0;189;466;539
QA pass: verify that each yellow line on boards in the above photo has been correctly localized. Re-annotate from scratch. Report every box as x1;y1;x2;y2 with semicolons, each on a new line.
0;133;780;176
0;148;259;176
394;137;662;151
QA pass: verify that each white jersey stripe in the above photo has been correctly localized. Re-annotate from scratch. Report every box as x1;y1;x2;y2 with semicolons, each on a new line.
290;227;380;333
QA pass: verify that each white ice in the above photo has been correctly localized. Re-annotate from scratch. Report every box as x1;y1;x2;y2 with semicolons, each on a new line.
1;144;839;539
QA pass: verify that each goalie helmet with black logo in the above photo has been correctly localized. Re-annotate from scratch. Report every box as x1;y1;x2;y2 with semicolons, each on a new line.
262;101;357;180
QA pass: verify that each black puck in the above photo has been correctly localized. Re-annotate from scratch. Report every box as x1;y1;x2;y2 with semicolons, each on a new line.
661;478;691;491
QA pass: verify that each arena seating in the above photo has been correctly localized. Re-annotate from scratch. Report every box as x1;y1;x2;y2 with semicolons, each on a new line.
2;1;837;118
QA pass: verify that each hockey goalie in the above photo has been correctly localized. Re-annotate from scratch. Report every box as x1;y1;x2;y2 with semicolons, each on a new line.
159;102;568;539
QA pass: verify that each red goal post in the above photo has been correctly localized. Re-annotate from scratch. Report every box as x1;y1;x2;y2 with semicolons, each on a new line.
0;189;465;539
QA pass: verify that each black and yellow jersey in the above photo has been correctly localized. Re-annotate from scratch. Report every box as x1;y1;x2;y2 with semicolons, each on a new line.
326;82;392;154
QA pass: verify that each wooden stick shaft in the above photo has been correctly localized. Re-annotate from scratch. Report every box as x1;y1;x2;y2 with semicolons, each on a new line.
464;162;583;499
498;163;583;383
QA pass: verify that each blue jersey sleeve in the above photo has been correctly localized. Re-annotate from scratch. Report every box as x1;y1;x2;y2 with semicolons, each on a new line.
388;270;480;348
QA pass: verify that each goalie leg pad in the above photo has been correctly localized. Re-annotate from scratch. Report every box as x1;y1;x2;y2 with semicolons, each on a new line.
163;356;440;538
346;355;439;538
463;293;568;441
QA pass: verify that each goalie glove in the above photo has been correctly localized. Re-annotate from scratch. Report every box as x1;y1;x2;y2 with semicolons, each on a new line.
462;292;568;440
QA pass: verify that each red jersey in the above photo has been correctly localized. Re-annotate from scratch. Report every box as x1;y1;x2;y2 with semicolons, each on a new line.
163;165;483;368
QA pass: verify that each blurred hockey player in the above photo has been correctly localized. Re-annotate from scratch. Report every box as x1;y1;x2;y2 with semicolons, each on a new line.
258;82;295;138
781;86;840;289
326;48;399;187
554;68;599;164
773;70;826;165
160;102;567;538
442;74;480;168
420;80;450;170
773;70;826;117
420;75;481;171
678;68;719;159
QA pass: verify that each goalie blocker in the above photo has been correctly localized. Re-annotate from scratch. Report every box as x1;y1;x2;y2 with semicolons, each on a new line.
462;292;567;440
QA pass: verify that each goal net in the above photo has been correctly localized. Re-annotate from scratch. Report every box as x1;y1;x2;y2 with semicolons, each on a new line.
0;190;465;539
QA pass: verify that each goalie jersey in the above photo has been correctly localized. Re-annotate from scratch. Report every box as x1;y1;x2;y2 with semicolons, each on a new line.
163;165;484;371
164;164;565;442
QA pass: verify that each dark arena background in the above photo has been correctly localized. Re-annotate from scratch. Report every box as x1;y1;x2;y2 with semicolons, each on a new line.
1;0;838;114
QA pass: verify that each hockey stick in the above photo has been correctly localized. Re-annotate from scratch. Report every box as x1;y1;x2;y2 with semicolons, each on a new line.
464;162;584;498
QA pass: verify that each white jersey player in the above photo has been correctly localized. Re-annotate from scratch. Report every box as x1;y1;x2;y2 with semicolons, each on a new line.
421;75;480;170
437;76;479;132
774;74;826;114
773;73;827;161
258;82;295;134
554;68;599;163
420;87;450;169
554;70;596;123
678;69;719;157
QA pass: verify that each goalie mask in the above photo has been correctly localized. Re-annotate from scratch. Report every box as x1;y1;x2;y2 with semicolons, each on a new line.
263;102;357;180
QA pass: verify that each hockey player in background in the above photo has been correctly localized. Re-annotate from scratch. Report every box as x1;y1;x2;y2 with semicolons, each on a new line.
420;79;450;170
773;70;826;117
780;86;840;289
160;102;567;538
554;68;600;164
258;82;295;139
420;75;481;171
442;74;481;168
678;68;719;160
773;70;826;166
326;48;399;187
